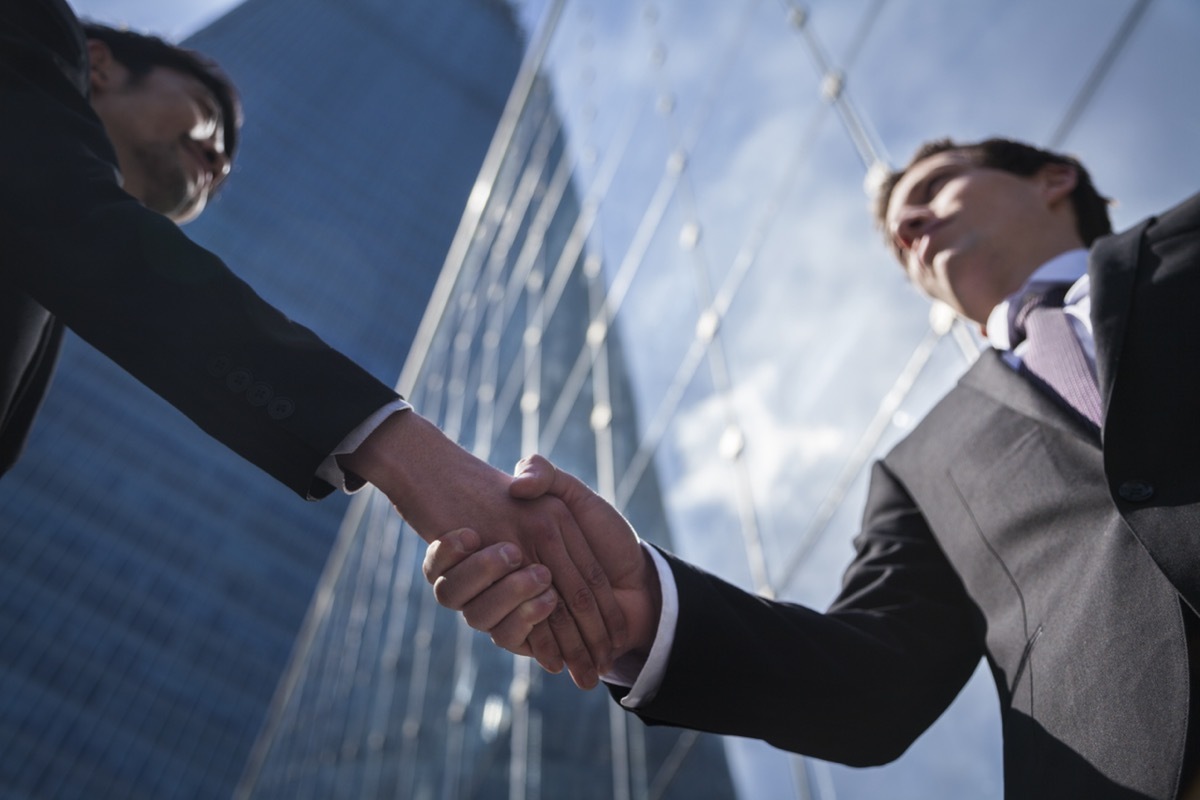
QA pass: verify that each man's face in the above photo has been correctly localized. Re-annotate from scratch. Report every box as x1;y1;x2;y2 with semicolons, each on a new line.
88;41;231;224
885;150;1080;326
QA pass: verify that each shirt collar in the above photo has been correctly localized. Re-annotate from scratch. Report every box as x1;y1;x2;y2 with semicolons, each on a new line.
985;249;1089;351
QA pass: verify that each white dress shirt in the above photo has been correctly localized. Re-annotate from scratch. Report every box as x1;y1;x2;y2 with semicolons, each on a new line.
984;248;1093;372
315;399;412;491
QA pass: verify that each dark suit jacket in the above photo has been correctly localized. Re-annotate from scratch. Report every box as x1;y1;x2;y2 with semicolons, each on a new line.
627;192;1200;799
0;0;399;497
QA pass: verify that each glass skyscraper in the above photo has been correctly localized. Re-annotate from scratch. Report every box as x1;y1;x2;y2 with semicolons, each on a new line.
234;54;735;799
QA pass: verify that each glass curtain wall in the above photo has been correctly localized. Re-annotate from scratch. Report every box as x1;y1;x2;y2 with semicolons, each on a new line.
235;7;735;799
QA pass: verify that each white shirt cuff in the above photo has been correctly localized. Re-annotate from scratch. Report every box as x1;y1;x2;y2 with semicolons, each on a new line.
315;399;412;493
601;542;678;708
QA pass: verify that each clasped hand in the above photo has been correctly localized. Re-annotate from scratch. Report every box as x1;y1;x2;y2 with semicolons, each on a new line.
424;454;660;688
341;411;635;688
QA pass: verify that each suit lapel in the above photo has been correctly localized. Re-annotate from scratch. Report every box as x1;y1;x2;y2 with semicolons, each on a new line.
959;349;1100;445
1089;218;1150;420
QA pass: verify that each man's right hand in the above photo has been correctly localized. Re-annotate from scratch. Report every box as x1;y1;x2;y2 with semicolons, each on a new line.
340;412;627;689
424;455;662;678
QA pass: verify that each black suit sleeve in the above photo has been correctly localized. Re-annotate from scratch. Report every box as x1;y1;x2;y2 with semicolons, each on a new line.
0;0;400;499
628;461;984;767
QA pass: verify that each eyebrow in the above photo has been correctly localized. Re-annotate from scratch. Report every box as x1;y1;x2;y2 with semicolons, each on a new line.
908;164;960;204
891;162;965;224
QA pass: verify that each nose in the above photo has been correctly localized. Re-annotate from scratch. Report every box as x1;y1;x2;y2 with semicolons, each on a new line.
196;135;231;182
891;205;933;255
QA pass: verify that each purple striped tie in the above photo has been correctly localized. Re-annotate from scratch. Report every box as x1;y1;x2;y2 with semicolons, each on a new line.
1013;286;1102;428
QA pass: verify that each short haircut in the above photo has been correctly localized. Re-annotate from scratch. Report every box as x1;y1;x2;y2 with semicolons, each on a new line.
873;138;1113;259
82;22;242;162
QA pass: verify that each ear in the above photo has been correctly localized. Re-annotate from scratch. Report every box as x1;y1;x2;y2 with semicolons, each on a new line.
87;39;118;94
1037;162;1078;207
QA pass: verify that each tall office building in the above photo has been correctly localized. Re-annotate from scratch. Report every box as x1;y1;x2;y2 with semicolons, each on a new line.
235;52;735;799
0;0;526;797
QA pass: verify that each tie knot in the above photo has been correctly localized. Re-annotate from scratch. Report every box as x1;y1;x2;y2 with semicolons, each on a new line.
1011;284;1071;346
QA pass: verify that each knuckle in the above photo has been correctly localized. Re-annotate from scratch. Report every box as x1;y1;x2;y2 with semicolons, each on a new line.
421;545;440;583
491;629;523;651
526;625;553;651
516;595;548;625
463;603;497;633
432;577;462;611
558;638;589;665
546;601;572;629
569;585;596;614
584;560;608;589
527;522;556;549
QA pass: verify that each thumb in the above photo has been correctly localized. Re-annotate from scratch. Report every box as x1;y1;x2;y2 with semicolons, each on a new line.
510;453;556;499
511;456;596;519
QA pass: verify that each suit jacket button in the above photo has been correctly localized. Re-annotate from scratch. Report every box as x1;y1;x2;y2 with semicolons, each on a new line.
226;369;252;393
268;397;295;420
246;382;274;407
207;356;232;377
1117;480;1154;503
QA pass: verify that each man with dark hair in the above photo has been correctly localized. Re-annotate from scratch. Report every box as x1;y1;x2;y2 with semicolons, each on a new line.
427;137;1200;798
873;137;1114;257
1;0;627;686
81;21;241;222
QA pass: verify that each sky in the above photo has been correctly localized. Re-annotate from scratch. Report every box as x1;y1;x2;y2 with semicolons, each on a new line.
68;0;243;37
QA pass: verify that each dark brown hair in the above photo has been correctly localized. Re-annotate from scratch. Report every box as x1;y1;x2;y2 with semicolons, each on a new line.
873;138;1112;258
83;22;242;161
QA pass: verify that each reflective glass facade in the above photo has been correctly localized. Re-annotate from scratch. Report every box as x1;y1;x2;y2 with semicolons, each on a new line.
243;1;1200;798
236;59;735;800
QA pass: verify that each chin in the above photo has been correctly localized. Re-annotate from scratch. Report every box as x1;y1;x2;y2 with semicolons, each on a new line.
149;175;207;222
169;195;207;224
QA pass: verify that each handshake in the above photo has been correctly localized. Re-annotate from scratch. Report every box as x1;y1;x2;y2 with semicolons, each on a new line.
423;453;662;690
341;408;660;690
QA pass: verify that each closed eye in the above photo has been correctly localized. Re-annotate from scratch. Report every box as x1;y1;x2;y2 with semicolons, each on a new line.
922;172;952;202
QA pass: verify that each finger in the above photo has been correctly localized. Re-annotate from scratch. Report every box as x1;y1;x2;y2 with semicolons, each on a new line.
480;587;558;652
429;544;528;614
542;459;593;507
513;457;627;673
546;596;600;689
516;458;630;656
524;510;624;664
509;453;556;499
460;565;552;631
522;580;592;681
548;496;630;655
523;503;609;652
526;463;631;653
423;528;481;584
525;617;564;673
